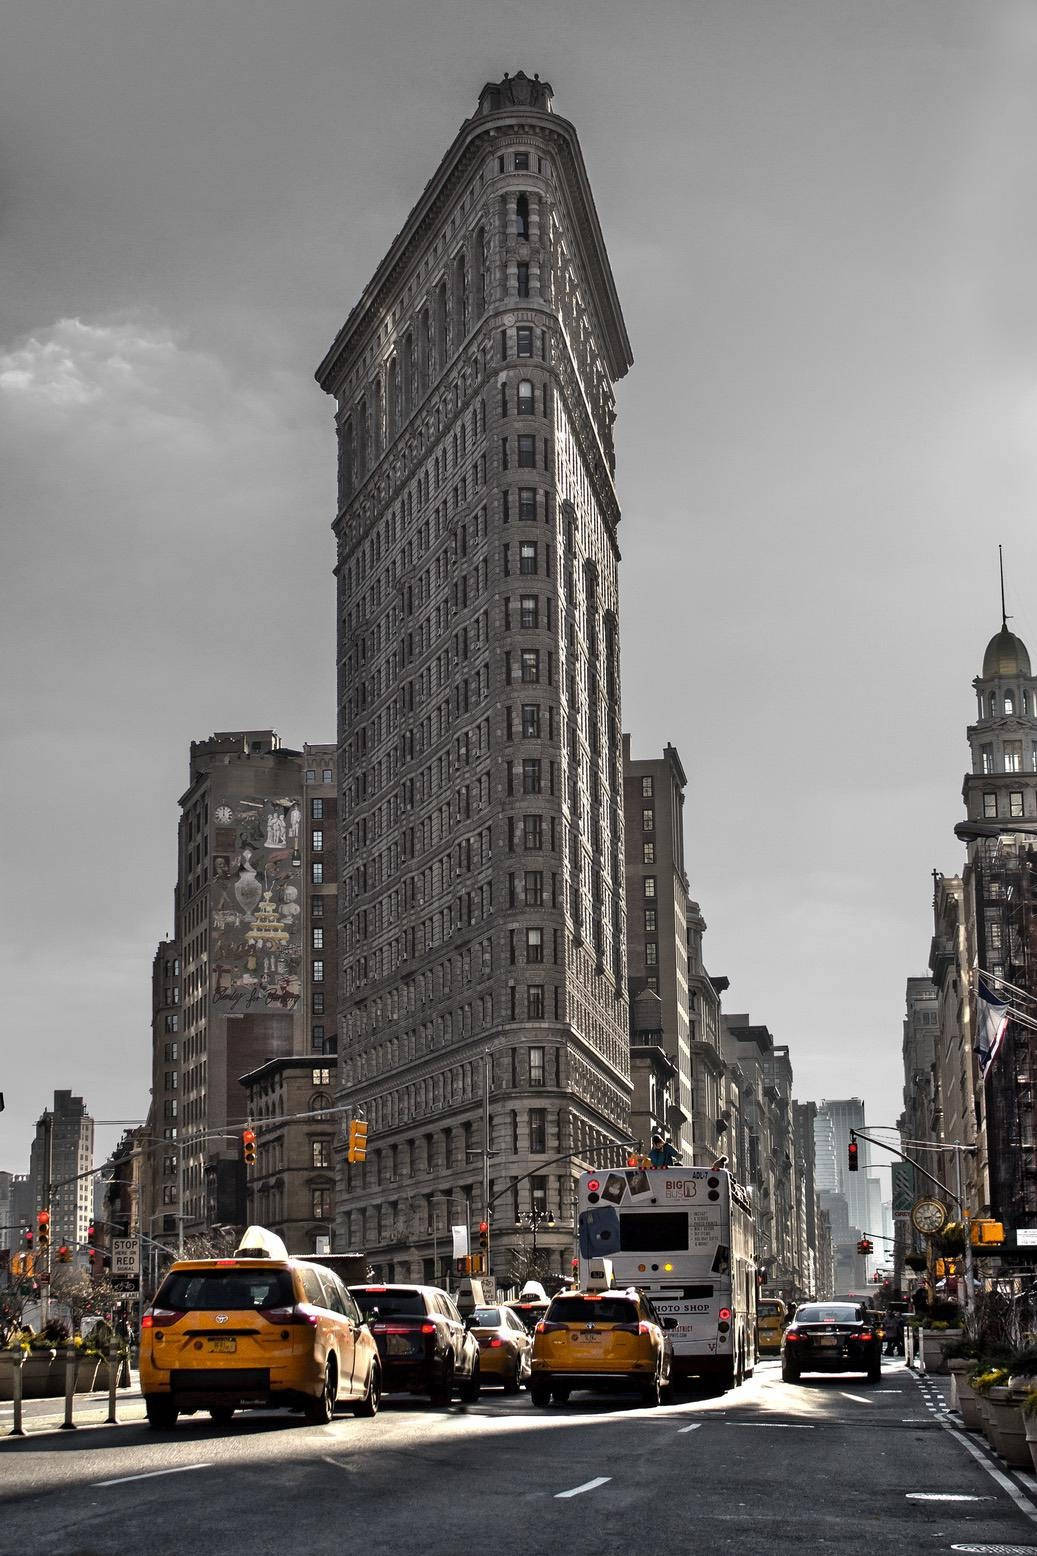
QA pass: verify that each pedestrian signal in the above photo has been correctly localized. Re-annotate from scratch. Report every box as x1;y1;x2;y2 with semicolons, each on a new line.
242;1128;257;1166
347;1119;369;1163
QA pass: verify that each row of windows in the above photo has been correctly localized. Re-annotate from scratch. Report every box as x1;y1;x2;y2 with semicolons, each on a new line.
305;768;335;784
980;741;1037;774
983;791;1027;818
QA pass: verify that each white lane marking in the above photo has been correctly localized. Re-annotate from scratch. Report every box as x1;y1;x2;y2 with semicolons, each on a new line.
677;1423;702;1434
321;1456;353;1472
556;1476;612;1499
93;1463;213;1488
839;1392;873;1404
905;1492;993;1502
911;1372;1037;1527
725;1422;815;1430
876;1390;904;1394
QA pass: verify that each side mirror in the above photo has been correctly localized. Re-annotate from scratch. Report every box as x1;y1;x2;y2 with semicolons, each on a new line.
663;1318;678;1331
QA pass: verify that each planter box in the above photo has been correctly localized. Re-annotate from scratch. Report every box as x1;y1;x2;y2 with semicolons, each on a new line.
986;1387;1031;1468
957;1374;985;1432
919;1329;964;1375
1025;1414;1037;1476
947;1357;972;1412
0;1351;124;1399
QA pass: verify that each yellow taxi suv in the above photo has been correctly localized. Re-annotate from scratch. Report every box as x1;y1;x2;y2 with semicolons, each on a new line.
140;1227;381;1429
466;1304;532;1392
530;1287;675;1408
755;1297;788;1354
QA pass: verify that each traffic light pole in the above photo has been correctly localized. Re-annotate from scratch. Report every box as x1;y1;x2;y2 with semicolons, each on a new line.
482;1050;491;1277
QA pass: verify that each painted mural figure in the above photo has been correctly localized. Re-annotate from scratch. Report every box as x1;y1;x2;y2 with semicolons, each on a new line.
265;808;287;849
288;803;301;841
234;848;264;914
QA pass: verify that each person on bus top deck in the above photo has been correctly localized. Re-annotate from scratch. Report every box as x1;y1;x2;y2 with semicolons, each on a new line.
648;1133;681;1168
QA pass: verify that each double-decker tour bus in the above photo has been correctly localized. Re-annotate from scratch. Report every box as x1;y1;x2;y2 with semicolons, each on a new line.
576;1166;756;1389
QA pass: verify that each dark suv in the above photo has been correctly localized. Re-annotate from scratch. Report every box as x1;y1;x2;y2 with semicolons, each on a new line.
781;1302;882;1383
349;1284;481;1404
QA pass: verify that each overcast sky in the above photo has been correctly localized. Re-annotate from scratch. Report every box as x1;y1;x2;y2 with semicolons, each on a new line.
3;0;1033;1180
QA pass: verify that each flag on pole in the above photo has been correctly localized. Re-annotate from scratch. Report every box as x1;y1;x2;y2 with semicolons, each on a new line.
975;974;1009;1079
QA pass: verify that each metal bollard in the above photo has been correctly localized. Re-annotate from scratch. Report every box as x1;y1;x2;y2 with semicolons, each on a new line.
9;1349;26;1437
107;1343;119;1424
61;1345;77;1430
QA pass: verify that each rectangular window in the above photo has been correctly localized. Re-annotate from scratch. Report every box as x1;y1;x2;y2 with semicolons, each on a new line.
529;1107;546;1152
517;434;536;467
521;703;540;738
311;798;324;819
312;830;324;852
518;487;536;520
642;808;654;831
514;152;530;171
531;1176;548;1214
521;649;539;683
312;862;324;884
528;985;545;1021
525;870;544;906
1011;791;1025;817
312;959;324;983
311;896;324;917
312;1140;331;1168
312;992;325;1014
529;1046;545;1086
312;1066;331;1085
642;775;653;798
522;758;542;794
517;262;530;297
312;927;324;950
1005;741;1023;773
312;1188;333;1220
523;814;543;849
644;908;657;932
645;941;658;967
312;1024;326;1052
322;768;333;784
983;793;998;819
501;437;509;470
305;768;316;782
520;543;537;575
642;842;655;865
526;927;544;963
517;326;533;357
165;1013;179;1032
981;745;994;775
644;876;657;898
520;595;538;628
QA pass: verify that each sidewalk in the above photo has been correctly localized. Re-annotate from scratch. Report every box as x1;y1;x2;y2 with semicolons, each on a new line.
0;1372;145;1436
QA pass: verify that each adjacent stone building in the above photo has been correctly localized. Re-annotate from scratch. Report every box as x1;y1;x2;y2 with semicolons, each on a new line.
316;71;635;1280
240;1057;340;1255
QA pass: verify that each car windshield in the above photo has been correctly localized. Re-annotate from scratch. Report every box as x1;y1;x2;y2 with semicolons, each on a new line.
471;1308;502;1327
158;1267;295;1311
795;1304;863;1325
349;1288;426;1320
548;1297;639;1325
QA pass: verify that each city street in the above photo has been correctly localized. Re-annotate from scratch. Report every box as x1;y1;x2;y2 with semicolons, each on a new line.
3;1361;1036;1555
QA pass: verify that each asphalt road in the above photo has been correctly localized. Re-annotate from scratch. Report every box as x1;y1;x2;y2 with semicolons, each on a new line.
3;1360;1037;1555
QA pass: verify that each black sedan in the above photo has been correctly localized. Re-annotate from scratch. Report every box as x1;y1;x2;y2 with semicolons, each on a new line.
781;1302;882;1383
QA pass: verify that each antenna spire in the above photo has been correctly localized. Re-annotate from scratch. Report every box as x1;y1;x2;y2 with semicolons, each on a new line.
999;544;1008;630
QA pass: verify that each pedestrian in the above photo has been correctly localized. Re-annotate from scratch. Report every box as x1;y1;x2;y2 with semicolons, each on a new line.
648;1133;680;1168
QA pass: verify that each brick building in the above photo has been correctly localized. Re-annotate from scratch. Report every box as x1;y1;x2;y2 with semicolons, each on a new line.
316;71;635;1281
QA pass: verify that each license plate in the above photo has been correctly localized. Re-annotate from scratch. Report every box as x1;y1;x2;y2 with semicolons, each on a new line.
574;1333;603;1344
209;1338;236;1353
816;1336;837;1348
388;1334;417;1356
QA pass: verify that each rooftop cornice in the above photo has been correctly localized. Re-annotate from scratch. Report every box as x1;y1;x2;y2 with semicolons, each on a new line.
316;101;632;395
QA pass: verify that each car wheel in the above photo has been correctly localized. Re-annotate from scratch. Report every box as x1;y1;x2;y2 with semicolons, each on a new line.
641;1371;662;1408
460;1359;481;1404
304;1358;337;1425
353;1360;381;1418
430;1357;454;1406
529;1379;551;1408
781;1361;800;1384
502;1360;522;1395
145;1397;178;1431
867;1361;881;1384
552;1383;570;1405
209;1407;235;1427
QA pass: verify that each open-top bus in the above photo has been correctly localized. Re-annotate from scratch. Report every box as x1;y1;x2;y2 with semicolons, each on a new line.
576;1166;756;1389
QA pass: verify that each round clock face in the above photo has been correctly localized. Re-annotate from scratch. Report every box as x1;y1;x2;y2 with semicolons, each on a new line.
911;1198;948;1235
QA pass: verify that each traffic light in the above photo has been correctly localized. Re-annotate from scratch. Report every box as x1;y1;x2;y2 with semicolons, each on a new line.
346;1119;369;1163
848;1136;859;1173
23;1228;33;1252
37;1209;50;1250
57;1244;71;1264
242;1128;257;1166
478;1220;489;1254
87;1221;96;1248
856;1237;873;1255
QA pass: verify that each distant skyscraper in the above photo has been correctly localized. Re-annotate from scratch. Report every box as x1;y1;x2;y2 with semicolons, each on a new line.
815;1098;869;1234
28;1091;94;1253
316;71;635;1279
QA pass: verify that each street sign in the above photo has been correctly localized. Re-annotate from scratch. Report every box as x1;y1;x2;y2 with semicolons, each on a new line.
451;1224;469;1259
315;1236;331;1255
1018;1229;1037;1246
478;1276;497;1302
111;1238;139;1276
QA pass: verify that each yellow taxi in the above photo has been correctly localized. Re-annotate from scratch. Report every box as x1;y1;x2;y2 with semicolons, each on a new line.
139;1227;381;1429
530;1287;675;1408
466;1303;532;1392
756;1297;788;1354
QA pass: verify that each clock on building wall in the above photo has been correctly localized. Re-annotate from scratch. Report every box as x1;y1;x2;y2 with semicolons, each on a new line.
911;1198;949;1236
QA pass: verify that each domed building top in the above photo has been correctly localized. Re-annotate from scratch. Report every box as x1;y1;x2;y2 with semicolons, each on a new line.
982;624;1032;680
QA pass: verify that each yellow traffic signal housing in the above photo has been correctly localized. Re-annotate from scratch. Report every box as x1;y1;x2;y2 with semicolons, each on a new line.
242;1128;257;1166
347;1119;369;1163
970;1219;1005;1246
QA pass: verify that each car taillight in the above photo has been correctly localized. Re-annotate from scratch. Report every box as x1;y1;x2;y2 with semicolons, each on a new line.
859;1331;873;1342
141;1308;178;1329
718;1308;732;1322
489;1337;504;1348
785;1330;799;1341
638;1321;653;1336
535;1320;563;1334
291;1303;320;1327
258;1306;296;1324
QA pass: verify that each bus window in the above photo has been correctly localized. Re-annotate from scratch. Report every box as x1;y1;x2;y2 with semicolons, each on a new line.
618;1211;689;1251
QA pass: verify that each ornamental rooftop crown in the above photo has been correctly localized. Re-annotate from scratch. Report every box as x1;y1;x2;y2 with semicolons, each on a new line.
982;624;1032;680
475;71;554;115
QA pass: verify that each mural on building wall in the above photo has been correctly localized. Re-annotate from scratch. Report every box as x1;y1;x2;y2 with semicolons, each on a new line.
211;797;303;1011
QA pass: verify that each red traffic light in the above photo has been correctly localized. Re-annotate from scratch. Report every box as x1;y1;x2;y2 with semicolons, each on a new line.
87;1222;96;1246
242;1128;257;1166
478;1221;489;1235
24;1230;33;1250
848;1138;859;1173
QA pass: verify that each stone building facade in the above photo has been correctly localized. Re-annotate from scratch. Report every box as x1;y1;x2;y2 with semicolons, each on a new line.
316;71;635;1281
240;1056;340;1255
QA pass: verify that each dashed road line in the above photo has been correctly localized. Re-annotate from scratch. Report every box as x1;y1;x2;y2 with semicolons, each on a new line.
677;1423;702;1434
906;1492;993;1503
93;1463;213;1488
910;1371;1037;1526
556;1477;612;1499
839;1392;873;1404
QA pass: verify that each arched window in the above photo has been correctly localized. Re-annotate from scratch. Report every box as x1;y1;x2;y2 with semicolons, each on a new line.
475;226;487;316
516;193;530;241
309;1092;332;1116
1005;689;1016;715
517;379;534;415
